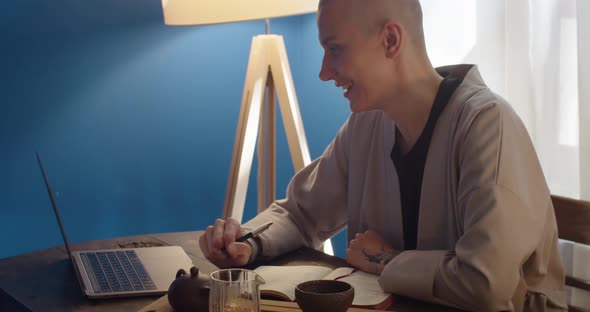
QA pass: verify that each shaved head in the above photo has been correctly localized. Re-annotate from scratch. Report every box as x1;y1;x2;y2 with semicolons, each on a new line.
317;0;442;124
319;0;426;49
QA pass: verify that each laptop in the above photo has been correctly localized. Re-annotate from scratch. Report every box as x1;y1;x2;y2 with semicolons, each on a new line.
36;153;194;299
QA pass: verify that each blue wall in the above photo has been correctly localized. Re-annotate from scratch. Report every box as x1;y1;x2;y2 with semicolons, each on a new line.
0;1;350;259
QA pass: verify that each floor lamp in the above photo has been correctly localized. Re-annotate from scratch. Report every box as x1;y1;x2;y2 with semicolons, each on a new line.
161;0;333;255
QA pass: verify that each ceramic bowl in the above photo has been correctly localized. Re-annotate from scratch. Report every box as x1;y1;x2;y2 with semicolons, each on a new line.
295;280;354;312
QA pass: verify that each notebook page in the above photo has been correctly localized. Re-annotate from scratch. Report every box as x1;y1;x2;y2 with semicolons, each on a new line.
254;265;334;301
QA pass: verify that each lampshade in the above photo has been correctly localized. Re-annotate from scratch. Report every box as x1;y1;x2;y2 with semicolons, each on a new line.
161;0;320;26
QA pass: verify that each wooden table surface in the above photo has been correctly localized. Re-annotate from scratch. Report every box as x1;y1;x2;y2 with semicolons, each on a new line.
0;231;461;312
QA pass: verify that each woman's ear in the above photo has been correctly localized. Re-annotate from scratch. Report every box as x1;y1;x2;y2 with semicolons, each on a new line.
382;20;403;58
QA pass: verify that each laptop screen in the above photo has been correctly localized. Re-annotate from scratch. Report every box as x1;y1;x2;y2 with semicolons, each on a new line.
36;152;76;267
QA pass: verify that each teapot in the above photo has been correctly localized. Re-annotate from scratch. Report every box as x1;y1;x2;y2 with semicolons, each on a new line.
168;266;210;312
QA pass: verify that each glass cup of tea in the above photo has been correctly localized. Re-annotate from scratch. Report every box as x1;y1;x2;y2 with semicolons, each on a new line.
209;269;265;312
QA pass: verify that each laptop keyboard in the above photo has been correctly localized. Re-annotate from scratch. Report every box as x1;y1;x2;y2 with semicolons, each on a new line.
80;250;157;293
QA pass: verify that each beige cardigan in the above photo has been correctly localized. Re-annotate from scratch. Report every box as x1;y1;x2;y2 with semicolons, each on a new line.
243;65;566;311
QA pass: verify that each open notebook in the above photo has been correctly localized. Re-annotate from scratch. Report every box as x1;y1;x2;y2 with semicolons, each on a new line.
253;265;394;310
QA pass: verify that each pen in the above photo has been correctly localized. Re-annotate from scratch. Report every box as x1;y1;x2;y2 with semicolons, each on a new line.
220;221;273;253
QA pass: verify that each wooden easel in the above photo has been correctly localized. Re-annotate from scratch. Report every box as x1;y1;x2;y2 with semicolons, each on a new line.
222;34;333;255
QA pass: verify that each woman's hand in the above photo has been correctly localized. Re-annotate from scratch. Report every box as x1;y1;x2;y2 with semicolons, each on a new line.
198;218;252;268
346;230;400;274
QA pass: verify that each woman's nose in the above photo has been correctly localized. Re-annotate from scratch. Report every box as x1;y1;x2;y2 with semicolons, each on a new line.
319;57;335;81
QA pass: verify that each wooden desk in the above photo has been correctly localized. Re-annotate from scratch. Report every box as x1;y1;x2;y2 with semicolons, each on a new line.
0;231;461;312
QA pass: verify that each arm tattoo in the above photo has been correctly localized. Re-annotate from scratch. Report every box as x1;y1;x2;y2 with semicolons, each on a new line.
362;249;397;266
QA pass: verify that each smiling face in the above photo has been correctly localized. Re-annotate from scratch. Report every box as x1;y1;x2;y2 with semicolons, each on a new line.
317;0;395;113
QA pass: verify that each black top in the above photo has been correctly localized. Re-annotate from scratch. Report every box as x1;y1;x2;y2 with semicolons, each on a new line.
391;70;466;250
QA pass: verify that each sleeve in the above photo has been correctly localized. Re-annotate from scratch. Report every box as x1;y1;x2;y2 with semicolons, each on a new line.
378;103;552;311
242;115;353;258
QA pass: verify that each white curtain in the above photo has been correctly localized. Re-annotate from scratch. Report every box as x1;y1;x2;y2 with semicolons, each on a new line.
422;0;589;201
506;0;588;201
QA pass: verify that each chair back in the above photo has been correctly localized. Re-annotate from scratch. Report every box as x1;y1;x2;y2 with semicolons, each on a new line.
551;195;590;312
552;195;590;244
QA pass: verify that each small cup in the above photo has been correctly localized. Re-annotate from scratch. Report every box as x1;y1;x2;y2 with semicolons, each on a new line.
295;280;354;312
209;269;265;312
